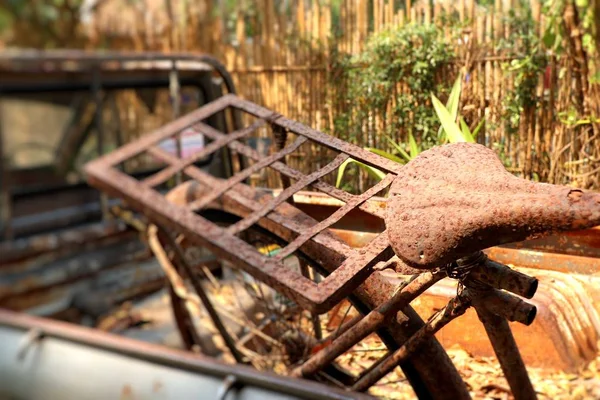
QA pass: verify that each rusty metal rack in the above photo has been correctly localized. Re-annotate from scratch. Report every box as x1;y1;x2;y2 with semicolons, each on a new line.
85;93;600;400
85;94;403;314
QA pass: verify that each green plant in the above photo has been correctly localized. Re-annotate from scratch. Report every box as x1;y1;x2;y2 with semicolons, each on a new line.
558;107;600;126
331;23;456;147
498;2;548;133
336;74;483;188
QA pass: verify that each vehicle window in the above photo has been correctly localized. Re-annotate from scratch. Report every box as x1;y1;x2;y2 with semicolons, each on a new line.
1;84;206;185
73;85;206;179
1;92;83;169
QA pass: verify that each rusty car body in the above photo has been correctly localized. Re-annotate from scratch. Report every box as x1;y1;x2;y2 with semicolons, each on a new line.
0;50;237;318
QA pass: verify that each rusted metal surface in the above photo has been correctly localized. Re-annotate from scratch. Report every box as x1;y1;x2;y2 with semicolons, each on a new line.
192;122;388;219
292;270;446;379
327;228;600;275
284;190;600;259
385;142;600;269
465;255;538;299
398;268;600;371
235;190;598;372
83;94;600;398
475;307;537;400
84;94;401;314
500;226;600;258
475;288;537;326
485;246;600;274
162;180;470;397
0;309;371;400
351;295;472;392
0;221;130;267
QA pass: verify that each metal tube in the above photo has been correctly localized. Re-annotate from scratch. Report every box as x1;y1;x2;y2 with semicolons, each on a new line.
467;256;538;299
351;295;471;392
157;227;247;365
0;100;13;241
167;283;205;352
476;288;537;326
0;309;369;400
170;61;182;185
272;124;293;200
293;271;445;379
92;68;109;220
300;260;323;340
475;307;538;400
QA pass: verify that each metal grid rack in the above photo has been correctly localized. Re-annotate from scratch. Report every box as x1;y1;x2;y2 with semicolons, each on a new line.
85;94;402;313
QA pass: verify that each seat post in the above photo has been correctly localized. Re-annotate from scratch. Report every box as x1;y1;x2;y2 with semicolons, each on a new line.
449;252;539;400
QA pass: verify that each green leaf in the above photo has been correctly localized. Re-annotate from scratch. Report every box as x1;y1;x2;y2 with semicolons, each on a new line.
471;119;485;139
336;158;353;188
542;29;556;49
362;164;387;181
431;94;475;143
437;73;462;138
408;133;420;159
459;117;472;137
365;147;405;164
335;158;386;188
447;73;462;122
384;134;412;162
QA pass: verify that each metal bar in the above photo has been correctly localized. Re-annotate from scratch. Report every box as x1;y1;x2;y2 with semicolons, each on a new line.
0;309;371;400
85;95;232;168
186;136;309;211
0;77;214;95
195;122;386;219
143;119;266;188
167;283;205;351
89;158;393;313
275;175;395;262
226;153;350;236
170;61;183;184
221;95;403;175
272;124;294;201
150;148;352;258
293;271;446;379
476;288;537;326
300;260;323;340
157;227;247;364
310;233;394;311
86;166;336;312
92;68;109;220
475;307;538;400
467;256;539;299
0;101;13;241
351;295;471;392
159;171;471;398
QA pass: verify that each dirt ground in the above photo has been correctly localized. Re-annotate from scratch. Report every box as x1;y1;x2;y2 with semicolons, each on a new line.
354;337;600;400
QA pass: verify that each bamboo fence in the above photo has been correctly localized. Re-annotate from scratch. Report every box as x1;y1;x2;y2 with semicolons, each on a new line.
24;0;600;189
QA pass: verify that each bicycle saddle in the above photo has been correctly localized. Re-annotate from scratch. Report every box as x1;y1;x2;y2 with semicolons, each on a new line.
386;142;600;270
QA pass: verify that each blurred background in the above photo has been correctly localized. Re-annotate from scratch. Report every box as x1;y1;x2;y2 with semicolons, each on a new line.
1;0;599;192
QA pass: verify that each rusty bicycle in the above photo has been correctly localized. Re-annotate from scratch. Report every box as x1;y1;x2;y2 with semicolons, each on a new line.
85;94;600;399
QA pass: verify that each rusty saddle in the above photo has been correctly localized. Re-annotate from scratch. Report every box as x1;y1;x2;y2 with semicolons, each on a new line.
386;142;600;269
